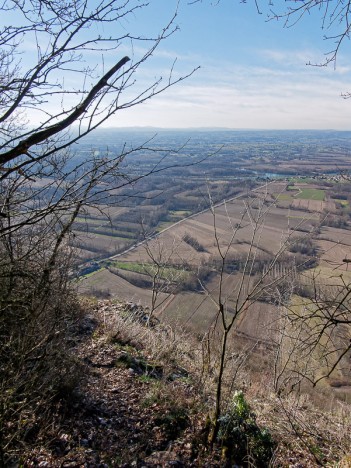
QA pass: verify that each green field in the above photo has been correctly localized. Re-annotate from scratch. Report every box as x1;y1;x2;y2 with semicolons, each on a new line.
288;177;317;184
276;186;325;202
276;193;293;201
287;215;319;220
109;261;146;274
296;188;325;201
108;261;190;281
88;233;130;241
169;210;192;221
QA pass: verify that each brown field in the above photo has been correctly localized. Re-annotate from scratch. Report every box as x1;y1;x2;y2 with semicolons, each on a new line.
302;267;351;288
317;226;351;275
319;226;351;244
157;288;279;347
82;186;320;343
116;197;319;268
80;204;130;220
234;301;280;345
79;180;351;397
79;268;170;306
318;238;351;270
291;198;325;212
73;247;101;262
74;231;130;257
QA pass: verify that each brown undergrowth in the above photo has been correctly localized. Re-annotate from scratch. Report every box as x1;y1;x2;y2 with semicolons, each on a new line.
15;300;351;466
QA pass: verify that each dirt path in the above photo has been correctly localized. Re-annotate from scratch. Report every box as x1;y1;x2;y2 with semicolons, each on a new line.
23;306;209;467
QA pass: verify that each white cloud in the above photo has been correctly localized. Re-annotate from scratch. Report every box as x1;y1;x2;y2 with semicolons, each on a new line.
105;54;351;130
24;43;351;131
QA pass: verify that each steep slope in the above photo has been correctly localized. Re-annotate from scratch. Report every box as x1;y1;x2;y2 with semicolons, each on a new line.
19;300;351;467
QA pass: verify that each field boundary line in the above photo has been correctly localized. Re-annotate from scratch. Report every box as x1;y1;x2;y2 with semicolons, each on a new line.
100;181;277;264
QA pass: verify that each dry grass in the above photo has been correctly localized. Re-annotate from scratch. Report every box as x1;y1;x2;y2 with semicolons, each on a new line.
88;302;351;467
91;299;351;466
254;390;351;467
96;300;202;378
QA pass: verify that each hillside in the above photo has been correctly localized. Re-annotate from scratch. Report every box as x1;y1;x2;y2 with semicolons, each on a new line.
79;178;351;403
17;300;351;467
3;175;351;466
3;0;351;464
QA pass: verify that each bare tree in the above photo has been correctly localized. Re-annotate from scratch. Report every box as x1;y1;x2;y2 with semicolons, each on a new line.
0;1;198;462
0;1;198;170
0;0;199;229
142;232;189;324
199;186;308;451
193;0;351;73
278;269;351;390
266;0;351;70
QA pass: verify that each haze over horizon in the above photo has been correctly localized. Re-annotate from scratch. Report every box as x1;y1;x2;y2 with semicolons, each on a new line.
15;0;351;132
95;0;351;131
96;126;351;132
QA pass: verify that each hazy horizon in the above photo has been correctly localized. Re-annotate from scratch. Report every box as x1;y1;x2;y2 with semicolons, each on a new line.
84;126;351;133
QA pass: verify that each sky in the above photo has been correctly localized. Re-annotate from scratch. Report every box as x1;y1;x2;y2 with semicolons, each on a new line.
6;0;351;131
103;0;351;130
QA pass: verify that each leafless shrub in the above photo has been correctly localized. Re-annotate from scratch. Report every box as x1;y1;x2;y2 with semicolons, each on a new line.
0;0;200;461
0;232;84;464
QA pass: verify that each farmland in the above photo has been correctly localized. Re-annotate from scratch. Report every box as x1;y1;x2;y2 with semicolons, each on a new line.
71;128;351;263
77;129;351;399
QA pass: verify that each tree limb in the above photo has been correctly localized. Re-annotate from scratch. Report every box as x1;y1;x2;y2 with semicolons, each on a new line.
0;56;130;166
